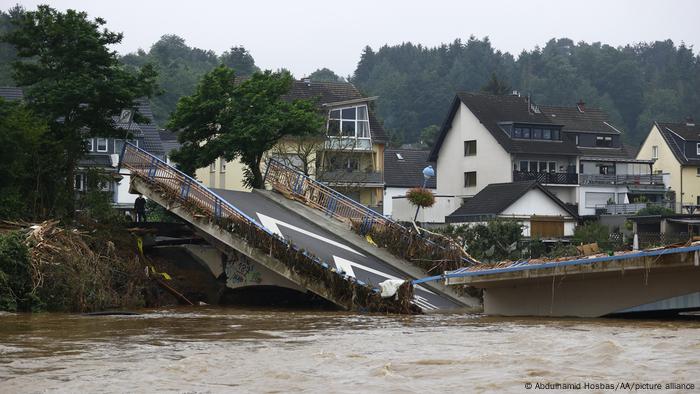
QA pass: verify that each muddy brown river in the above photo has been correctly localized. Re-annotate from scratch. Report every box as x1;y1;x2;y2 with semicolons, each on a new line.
1;308;699;393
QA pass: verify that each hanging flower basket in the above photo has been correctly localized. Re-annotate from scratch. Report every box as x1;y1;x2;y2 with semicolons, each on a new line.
406;187;435;208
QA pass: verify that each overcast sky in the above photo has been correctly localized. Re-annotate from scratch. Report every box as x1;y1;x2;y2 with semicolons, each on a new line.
10;0;700;77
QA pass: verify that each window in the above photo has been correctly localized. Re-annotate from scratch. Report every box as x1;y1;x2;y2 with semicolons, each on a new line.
697;167;700;176
519;161;529;172
552;129;560;140
464;140;477;156
543;129;551;140
595;136;612;147
533;128;543;139
74;173;85;191
114;139;124;154
464;171;477;187
652;145;659;159
220;158;227;172
522;128;531;139
696;143;700;155
548;162;557;172
96;138;108;152
395;153;404;160
85;139;94;152
575;135;579;146
513;127;523;138
328;105;370;138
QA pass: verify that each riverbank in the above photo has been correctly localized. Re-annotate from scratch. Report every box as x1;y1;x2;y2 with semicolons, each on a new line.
0;220;162;313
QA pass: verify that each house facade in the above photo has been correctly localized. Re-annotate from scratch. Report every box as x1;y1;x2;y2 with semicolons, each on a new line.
636;119;700;212
0;87;177;209
195;80;388;210
429;92;664;217
445;181;579;238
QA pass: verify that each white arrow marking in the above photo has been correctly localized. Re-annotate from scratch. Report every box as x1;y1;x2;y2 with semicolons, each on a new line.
257;212;364;257
333;256;435;295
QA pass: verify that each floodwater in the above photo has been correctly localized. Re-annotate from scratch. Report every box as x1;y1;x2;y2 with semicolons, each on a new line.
1;308;699;393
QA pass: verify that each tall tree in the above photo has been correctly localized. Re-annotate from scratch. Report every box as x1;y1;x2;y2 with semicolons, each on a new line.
308;68;344;82
220;46;259;75
3;5;158;216
0;5;22;85
169;66;323;188
480;72;511;95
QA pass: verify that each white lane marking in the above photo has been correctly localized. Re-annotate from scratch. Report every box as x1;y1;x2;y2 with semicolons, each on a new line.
333;256;435;296
257;213;364;257
414;295;438;310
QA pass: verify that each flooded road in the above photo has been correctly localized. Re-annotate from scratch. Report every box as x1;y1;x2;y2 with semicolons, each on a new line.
1;308;699;393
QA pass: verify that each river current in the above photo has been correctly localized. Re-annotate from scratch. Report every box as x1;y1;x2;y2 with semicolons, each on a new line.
1;308;699;393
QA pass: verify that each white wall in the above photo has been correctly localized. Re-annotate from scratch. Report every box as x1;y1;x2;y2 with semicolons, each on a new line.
392;195;462;223
578;185;628;216
436;104;512;197
383;187;409;217
501;189;572;217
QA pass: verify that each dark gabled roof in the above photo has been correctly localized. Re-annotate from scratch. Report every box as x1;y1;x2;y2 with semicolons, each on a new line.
159;130;181;156
79;154;113;168
429;92;579;161
446;181;578;222
539;105;621;134
383;149;436;188
654;121;700;165
656;122;700;141
0;87;23;101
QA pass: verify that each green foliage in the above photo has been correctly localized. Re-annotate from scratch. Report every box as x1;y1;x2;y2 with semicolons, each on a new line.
0;98;53;220
145;200;181;223
441;220;524;261
481;72;511;95
636;205;675;216
170;67;324;188
406;188;435;208
419;124;439;148
308;67;344;82
546;242;579;258
0;5;23;85
572;221;609;245
0;232;41;312
3;5;158;218
121;36;259;126
352;37;700;145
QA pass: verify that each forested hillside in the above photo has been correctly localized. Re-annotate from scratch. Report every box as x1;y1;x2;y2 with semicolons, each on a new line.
351;37;700;146
121;35;259;125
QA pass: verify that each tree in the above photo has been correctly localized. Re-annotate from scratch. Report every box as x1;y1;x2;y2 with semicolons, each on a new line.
0;5;23;85
3;5;158;217
220;46;259;76
480;72;511;95
308;68;344;82
419;124;439;148
169;66;324;188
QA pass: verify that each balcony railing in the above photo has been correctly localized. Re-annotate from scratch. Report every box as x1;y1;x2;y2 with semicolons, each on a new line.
596;202;699;215
317;170;383;185
580;174;664;186
513;171;578;185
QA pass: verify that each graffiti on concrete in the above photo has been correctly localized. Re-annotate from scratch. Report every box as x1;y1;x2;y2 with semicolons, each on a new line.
225;256;262;287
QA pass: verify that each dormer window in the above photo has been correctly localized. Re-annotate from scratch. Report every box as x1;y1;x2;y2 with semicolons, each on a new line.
512;125;560;140
328;105;370;139
595;136;612;147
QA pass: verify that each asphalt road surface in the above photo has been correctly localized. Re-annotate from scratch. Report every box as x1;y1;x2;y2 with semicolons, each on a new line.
212;189;461;311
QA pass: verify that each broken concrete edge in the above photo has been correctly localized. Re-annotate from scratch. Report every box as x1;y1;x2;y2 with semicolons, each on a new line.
254;189;482;311
130;176;419;314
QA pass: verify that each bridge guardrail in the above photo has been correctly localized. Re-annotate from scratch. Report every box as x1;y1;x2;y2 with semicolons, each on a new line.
119;142;419;313
263;158;477;270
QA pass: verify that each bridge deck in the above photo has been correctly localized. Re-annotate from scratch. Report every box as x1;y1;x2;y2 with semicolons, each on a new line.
213;189;461;311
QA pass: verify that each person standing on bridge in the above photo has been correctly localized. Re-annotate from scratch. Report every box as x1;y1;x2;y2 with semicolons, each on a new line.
134;194;147;223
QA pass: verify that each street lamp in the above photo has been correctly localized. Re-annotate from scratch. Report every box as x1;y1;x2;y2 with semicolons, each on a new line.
414;165;435;222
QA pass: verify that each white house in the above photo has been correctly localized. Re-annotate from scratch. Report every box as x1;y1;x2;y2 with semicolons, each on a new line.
428;92;665;217
445;181;579;238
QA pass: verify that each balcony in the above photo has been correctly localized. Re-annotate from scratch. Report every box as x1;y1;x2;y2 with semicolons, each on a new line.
323;138;373;151
513;171;578;185
317;170;384;186
580;174;664;186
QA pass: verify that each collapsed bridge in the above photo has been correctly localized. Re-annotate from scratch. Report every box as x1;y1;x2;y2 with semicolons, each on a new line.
119;143;479;313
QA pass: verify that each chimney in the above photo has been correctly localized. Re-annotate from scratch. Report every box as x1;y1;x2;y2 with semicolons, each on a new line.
303;77;311;87
685;116;695;127
576;99;585;113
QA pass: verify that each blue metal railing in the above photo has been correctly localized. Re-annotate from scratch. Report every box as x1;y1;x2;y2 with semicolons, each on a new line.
264;158;478;266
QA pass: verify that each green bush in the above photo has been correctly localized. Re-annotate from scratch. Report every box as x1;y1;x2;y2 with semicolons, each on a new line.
0;232;43;312
440;220;523;262
636;205;675;216
573;221;609;245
